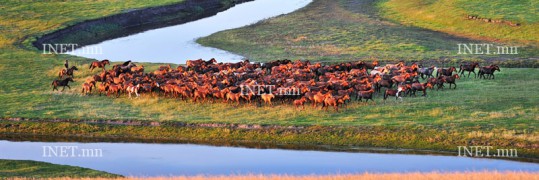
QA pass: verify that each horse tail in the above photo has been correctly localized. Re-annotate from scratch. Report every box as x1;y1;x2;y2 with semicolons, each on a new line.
89;63;94;69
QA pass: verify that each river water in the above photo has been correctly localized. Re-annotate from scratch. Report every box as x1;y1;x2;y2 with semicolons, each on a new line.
68;0;312;64
1;140;538;176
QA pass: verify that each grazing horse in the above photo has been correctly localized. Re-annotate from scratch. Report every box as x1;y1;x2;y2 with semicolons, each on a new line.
89;60;110;72
459;62;480;78
478;65;500;79
59;66;78;78
52;77;74;91
440;74;460;89
436;66;456;77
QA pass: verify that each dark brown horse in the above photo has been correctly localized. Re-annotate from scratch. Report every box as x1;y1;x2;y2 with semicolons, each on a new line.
436;66;457;77
52;77;74;91
89;59;110;72
478;65;500;79
440;74;460;89
58;66;78;78
459;62;480;78
410;82;433;96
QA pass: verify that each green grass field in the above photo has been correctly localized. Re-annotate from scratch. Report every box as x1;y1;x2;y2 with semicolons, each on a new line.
0;0;537;170
197;0;539;62
0;159;120;178
379;0;539;46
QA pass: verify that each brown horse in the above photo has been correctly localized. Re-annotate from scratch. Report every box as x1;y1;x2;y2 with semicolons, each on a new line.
357;89;375;102
459;62;480;78
89;60;110;72
478;65;500;79
293;97;307;110
436;66;457;77
440;74;460;89
261;93;275;106
52;77;74;91
81;82;93;95
410;82;433;96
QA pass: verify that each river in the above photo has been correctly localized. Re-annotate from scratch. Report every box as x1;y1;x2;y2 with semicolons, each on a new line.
68;0;312;63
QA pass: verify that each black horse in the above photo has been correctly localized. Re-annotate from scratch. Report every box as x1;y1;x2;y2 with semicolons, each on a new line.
52;77;74;91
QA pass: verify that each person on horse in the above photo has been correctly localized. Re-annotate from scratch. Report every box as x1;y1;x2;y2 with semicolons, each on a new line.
64;60;69;71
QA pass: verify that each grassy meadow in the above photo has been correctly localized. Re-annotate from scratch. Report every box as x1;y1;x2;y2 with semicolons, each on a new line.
0;159;120;178
197;0;539;62
379;0;539;46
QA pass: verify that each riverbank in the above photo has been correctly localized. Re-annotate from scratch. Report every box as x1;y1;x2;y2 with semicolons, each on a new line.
197;0;539;62
30;0;253;50
6;171;539;179
1;119;538;162
0;159;120;178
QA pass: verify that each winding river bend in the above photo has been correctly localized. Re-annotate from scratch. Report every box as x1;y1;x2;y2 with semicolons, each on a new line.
68;0;312;63
1;140;538;176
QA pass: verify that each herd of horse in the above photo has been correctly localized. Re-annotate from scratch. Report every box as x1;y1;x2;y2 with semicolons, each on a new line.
52;59;501;111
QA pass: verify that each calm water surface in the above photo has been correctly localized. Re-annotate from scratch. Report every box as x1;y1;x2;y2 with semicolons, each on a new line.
69;0;312;63
1;140;538;176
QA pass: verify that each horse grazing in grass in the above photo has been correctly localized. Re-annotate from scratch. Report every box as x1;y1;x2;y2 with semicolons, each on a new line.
58;66;78;78
459;62;479;78
478;65;500;79
89;60;110;72
436;66;457;77
52;77;74;91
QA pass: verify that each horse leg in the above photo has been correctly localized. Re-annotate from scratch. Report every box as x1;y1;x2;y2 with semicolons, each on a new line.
453;83;457;89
